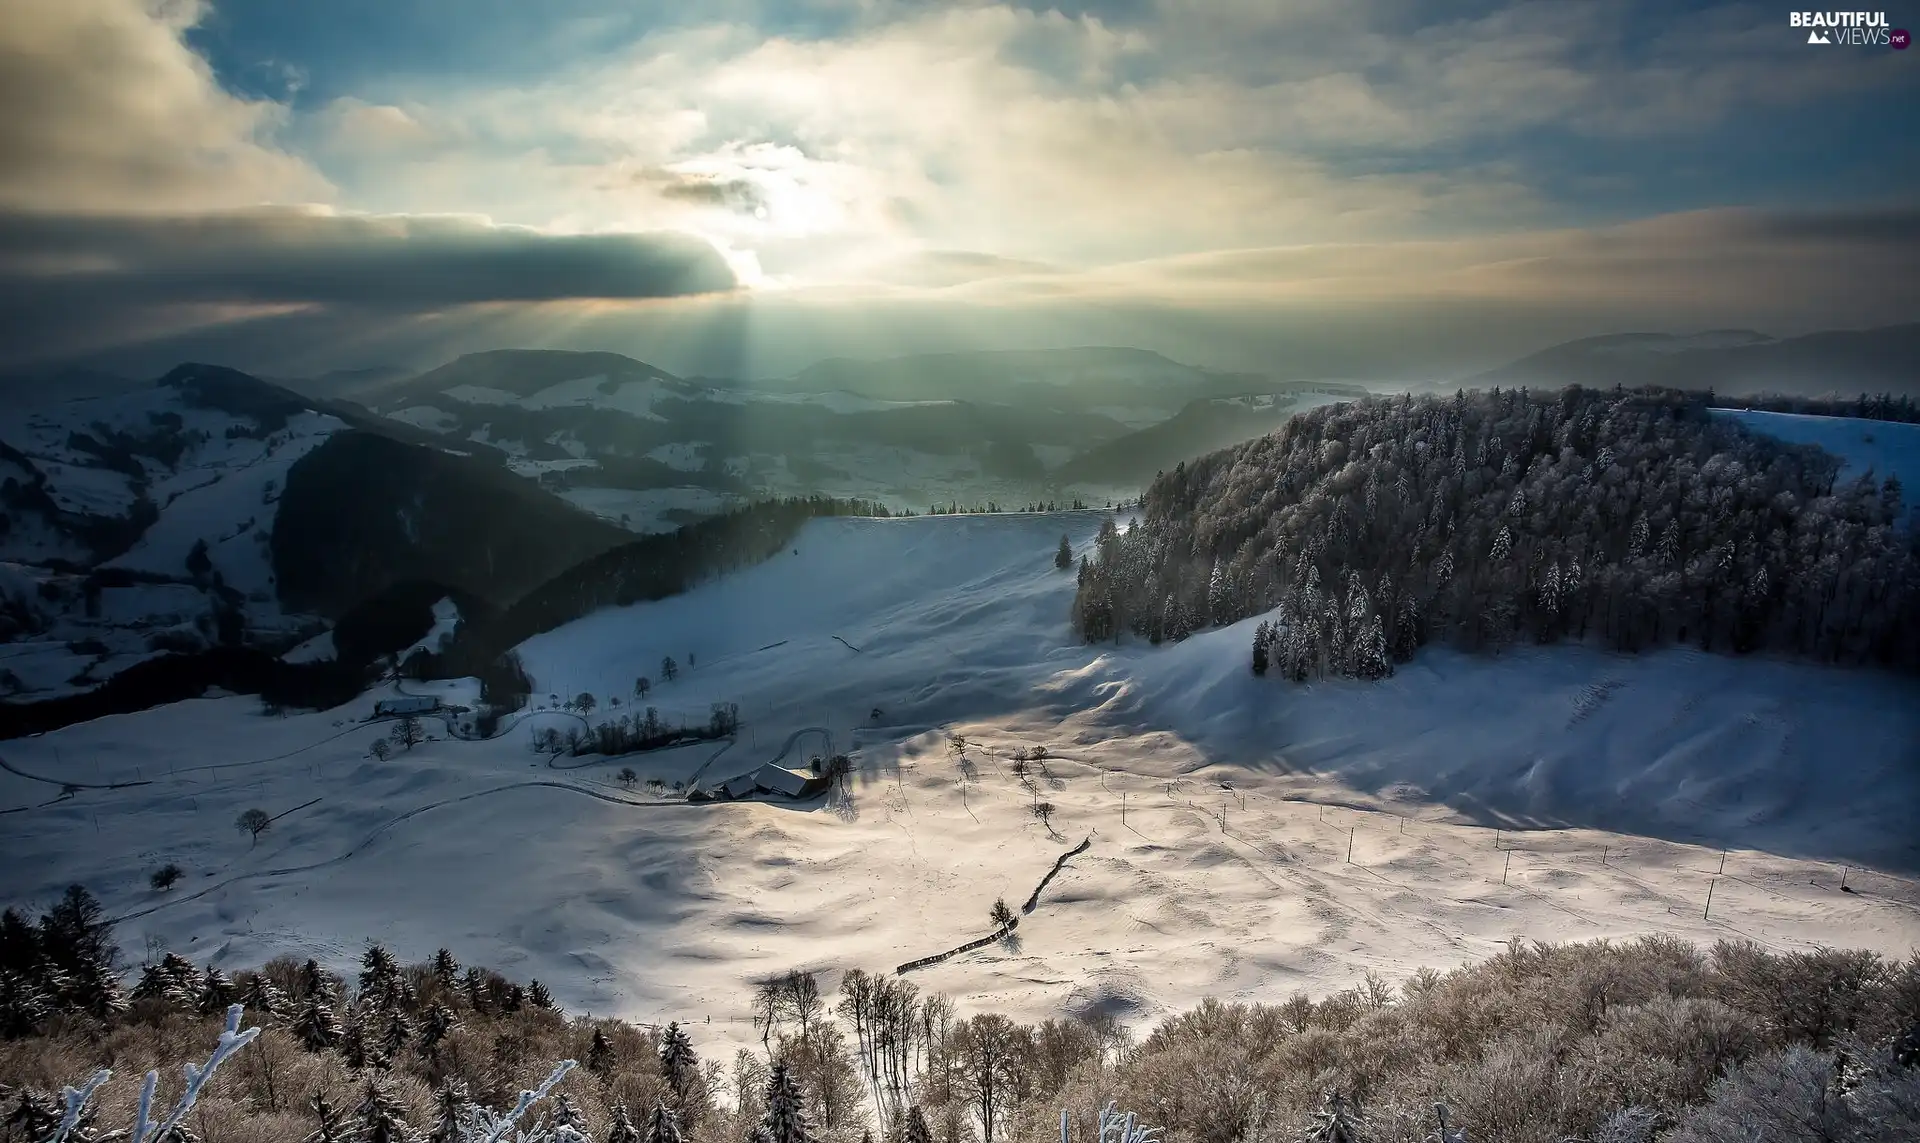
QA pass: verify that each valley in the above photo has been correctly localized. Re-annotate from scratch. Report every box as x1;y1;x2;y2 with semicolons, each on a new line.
3;510;1915;1063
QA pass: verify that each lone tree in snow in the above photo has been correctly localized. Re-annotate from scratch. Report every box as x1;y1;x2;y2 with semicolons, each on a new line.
618;767;638;789
1031;802;1057;832
661;656;679;682
370;738;391;761
989;898;1015;930
390;715;426;752
575;692;597;715
149;863;184;891
236;808;271;846
635;677;652;700
1055;535;1073;569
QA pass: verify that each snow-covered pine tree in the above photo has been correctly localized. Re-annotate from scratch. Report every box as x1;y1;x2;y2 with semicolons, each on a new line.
528;979;556;1010
646;1100;682;1143
426;1080;470;1143
198;967;236;1016
420;1003;459;1056
604;1102;641;1143
553;1094;589;1139
430;948;459;987
382;1005;417;1061
762;1062;812;1143
1055;536;1073;570
353;1080;414;1143
904;1106;932;1143
588;1027;616;1076
300;958;335;1001
1251;622;1270;676
237;971;288;1020
660;1021;697;1102
0;967;51;1037
359;944;400;1006
293;992;342;1051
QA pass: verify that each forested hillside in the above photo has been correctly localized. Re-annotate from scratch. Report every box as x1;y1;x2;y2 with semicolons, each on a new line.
1072;387;1919;676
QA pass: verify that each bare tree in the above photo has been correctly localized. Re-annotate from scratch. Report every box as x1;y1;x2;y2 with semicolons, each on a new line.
618;767;638;789
635;677;652;700
369;739;391;761
576;693;597;715
661;656;679;682
390;716;426;752
237;808;272;847
989;898;1015;930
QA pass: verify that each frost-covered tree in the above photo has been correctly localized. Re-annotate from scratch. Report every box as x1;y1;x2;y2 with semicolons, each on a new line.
1298;1091;1366;1143
646;1100;682;1143
293;993;342;1051
1071;387;1920;674
430;948;460;986
197;966;236;1016
635;677;652;701
904;1106;932;1143
604;1102;641;1143
1055;536;1073;570
661;657;679;683
237;971;288;1020
762;1063;812;1143
586;1026;616;1076
661;1021;698;1103
353;1079;415;1143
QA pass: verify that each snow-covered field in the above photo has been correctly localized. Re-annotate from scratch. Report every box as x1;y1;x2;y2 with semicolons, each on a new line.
1;512;1915;1058
1716;409;1919;513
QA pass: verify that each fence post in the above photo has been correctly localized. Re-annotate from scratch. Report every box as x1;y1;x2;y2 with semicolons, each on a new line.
1502;849;1512;885
1347;827;1355;864
1704;878;1716;919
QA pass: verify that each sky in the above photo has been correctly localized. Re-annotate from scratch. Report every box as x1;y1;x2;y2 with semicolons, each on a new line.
2;0;1916;381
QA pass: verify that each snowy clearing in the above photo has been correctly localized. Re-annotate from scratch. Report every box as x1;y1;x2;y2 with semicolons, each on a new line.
1716;409;1919;513
0;512;1914;1060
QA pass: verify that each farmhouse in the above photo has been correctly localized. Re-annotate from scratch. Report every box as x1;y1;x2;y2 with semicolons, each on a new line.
373;695;441;718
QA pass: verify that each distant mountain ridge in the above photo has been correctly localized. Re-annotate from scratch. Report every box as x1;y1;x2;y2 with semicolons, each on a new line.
1466;324;1920;398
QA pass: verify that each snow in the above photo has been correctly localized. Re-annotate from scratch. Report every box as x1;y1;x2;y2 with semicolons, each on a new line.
37;462;141;517
645;443;711;472
385;406;462;434
403;598;461;658
1;512;1915;1063
282;630;336;664
1715;410;1919;514
106;412;345;600
440;385;524;406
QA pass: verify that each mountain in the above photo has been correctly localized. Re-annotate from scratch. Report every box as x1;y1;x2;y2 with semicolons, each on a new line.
1466;325;1920;398
1053;386;1366;488
0;363;629;703
271;428;628;618
360;349;1140;528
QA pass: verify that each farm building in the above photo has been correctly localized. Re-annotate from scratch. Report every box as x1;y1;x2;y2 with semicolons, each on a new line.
373;695;441;717
697;764;831;802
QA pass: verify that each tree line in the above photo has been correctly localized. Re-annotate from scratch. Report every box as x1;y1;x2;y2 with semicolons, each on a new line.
4;883;1917;1142
1072;386;1919;677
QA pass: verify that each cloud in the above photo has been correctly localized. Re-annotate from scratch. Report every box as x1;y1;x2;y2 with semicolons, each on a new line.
0;0;329;212
0;206;738;366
